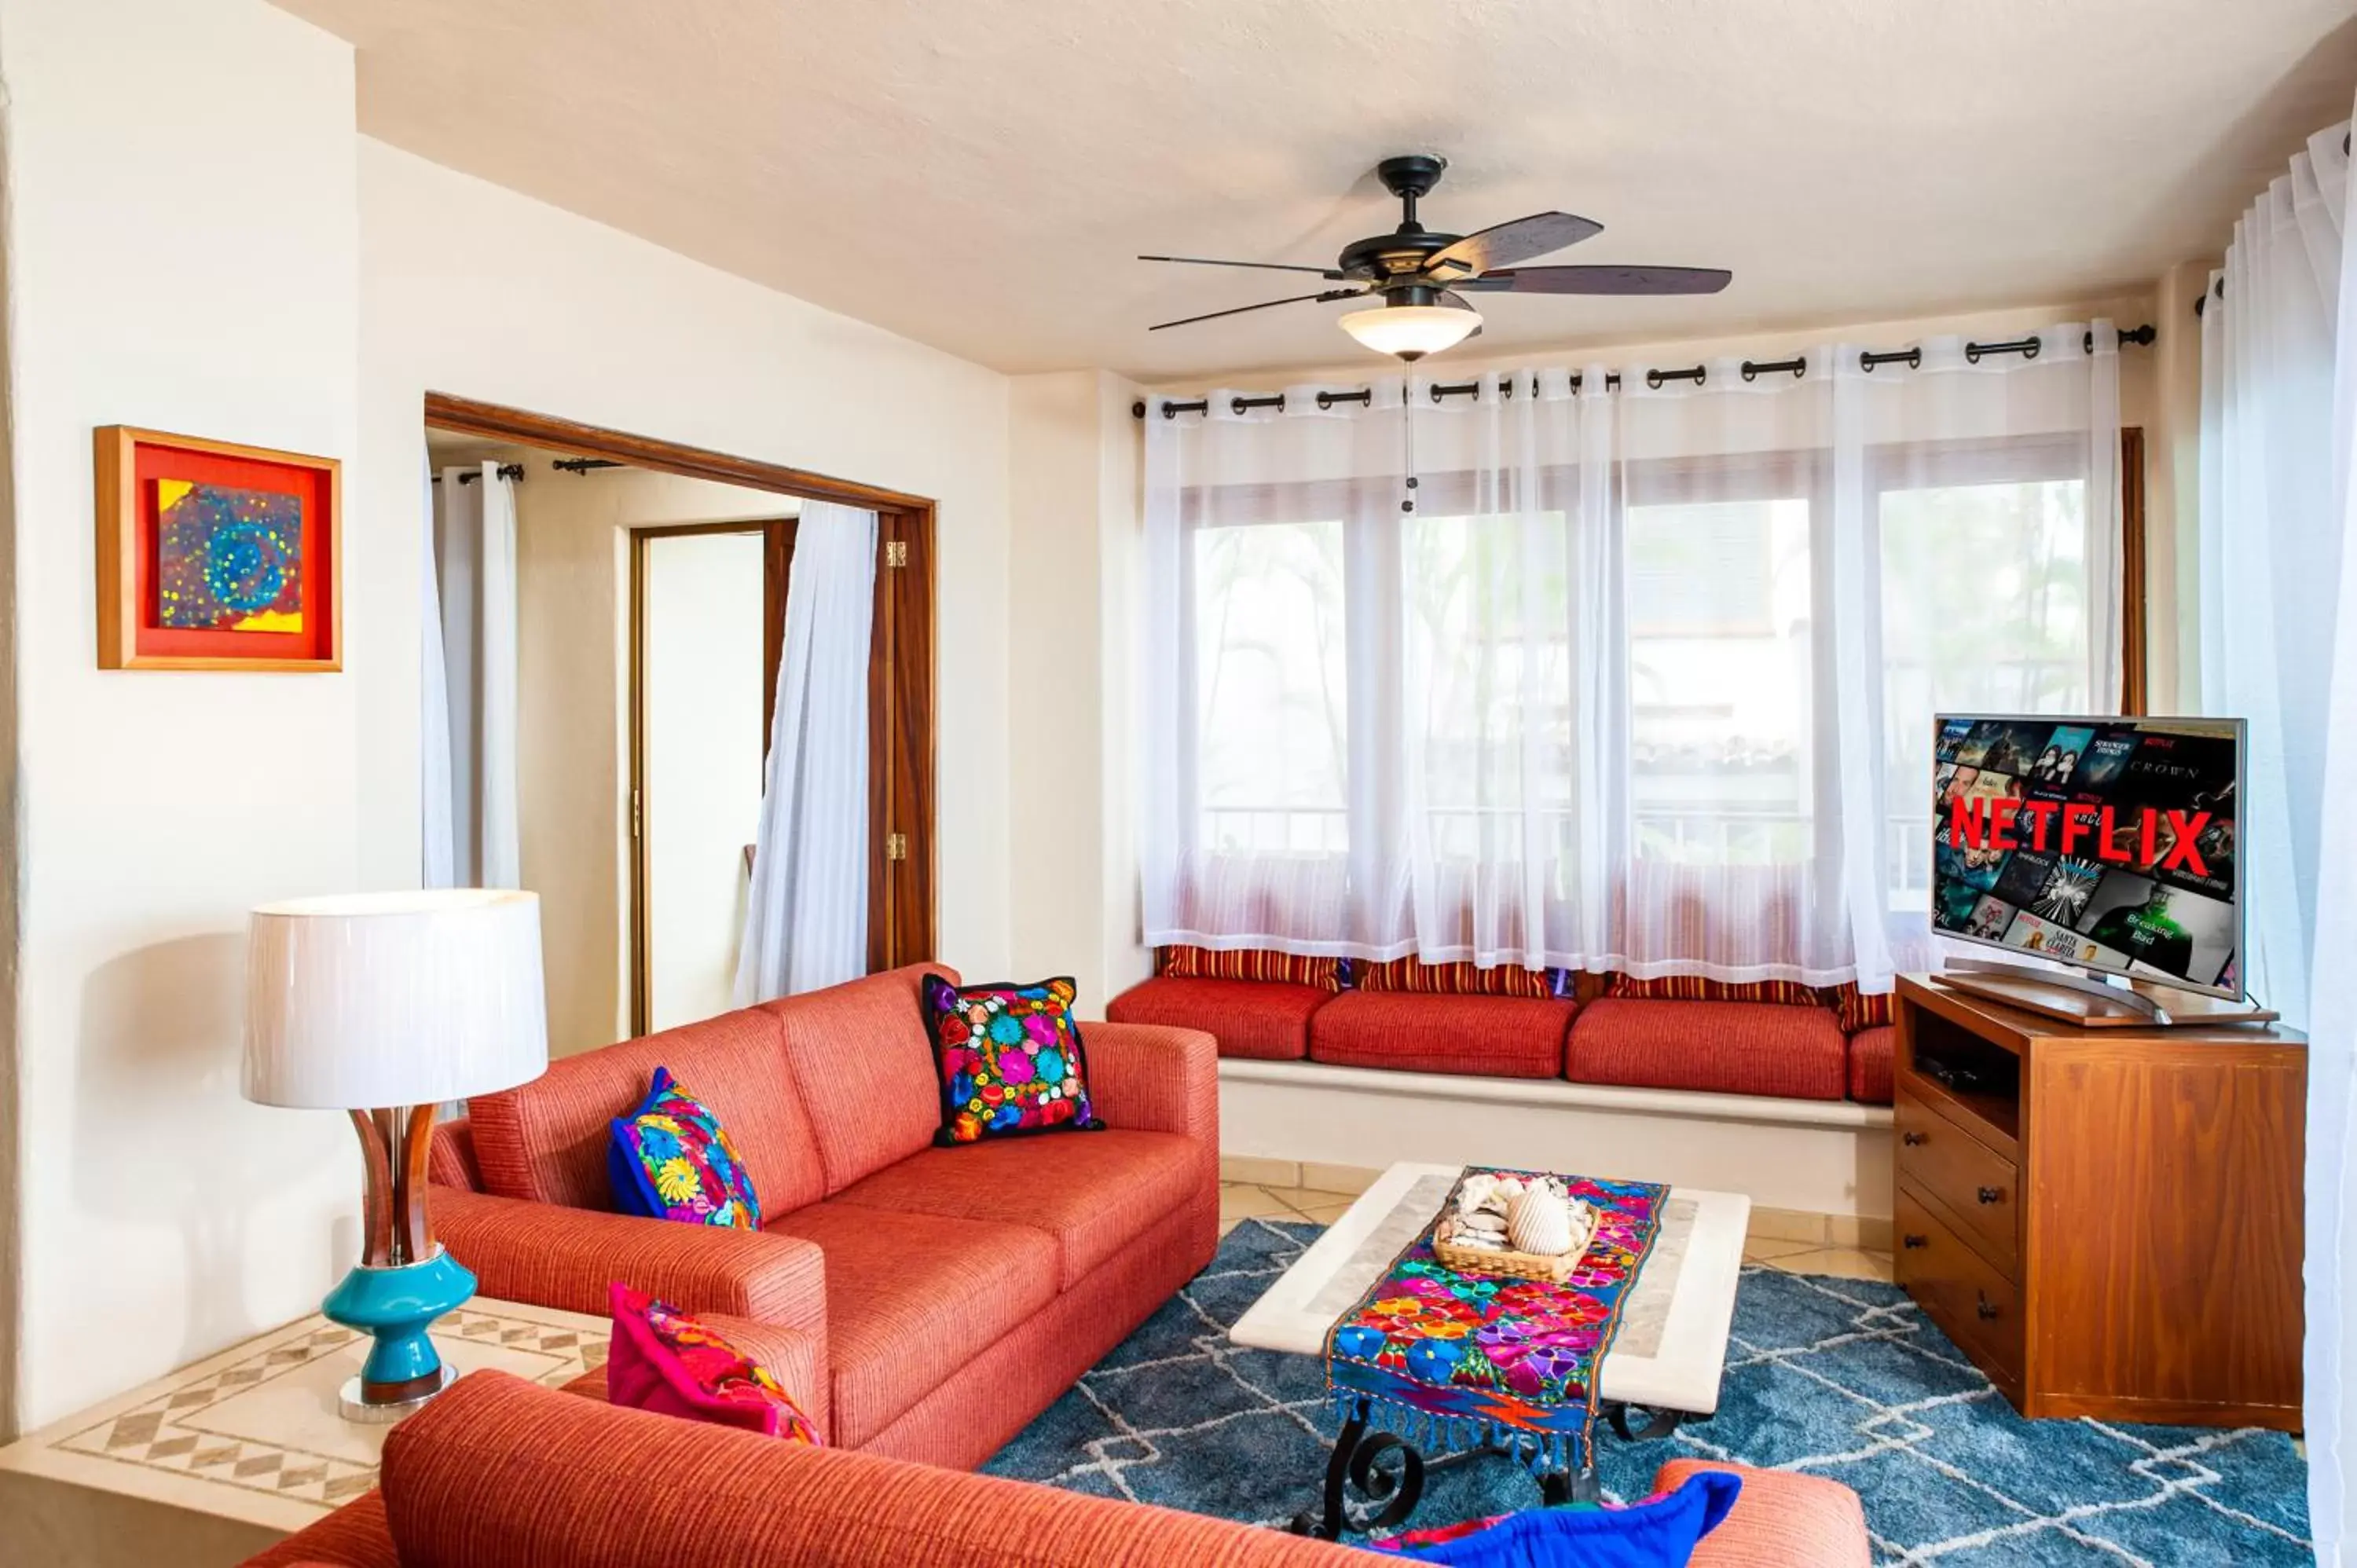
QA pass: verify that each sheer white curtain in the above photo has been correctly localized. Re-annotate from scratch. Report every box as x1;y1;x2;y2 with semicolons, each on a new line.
425;463;522;888
1142;324;2122;988
2199;109;2357;1567
735;501;878;1002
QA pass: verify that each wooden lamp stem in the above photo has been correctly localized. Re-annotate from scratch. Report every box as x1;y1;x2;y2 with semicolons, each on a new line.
344;1105;442;1268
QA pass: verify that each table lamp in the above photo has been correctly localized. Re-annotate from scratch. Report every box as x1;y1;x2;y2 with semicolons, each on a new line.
244;889;548;1420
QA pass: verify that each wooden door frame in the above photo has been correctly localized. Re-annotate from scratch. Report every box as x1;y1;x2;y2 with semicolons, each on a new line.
424;394;939;1032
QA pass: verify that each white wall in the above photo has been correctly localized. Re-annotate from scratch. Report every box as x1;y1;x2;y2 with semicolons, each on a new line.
1006;372;1149;1013
0;0;364;1431
357;141;1014;985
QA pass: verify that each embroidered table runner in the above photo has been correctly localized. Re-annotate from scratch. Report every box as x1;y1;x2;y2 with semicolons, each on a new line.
1323;1167;1670;1474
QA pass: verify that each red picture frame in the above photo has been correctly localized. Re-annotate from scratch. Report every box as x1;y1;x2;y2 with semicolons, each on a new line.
95;426;341;671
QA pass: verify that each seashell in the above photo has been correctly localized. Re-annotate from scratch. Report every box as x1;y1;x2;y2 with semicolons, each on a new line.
1508;1189;1578;1257
1461;1211;1506;1235
1455;1174;1500;1215
1493;1177;1527;1200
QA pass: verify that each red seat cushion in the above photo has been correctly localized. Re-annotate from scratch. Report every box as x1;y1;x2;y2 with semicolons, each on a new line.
1847;1025;1894;1105
1104;976;1331;1061
1566;998;1846;1101
761;1202;1058;1449
830;1131;1207;1289
1308;991;1574;1079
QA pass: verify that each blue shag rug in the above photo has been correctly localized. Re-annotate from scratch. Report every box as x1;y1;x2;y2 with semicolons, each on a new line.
985;1219;2311;1566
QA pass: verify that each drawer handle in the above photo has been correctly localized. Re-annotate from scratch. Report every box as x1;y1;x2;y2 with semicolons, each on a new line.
1977;1185;2003;1205
1901;1130;1926;1146
1977;1292;2000;1321
1901;1233;1927;1250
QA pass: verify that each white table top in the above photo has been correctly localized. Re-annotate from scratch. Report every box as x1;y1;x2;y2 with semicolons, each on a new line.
0;1298;609;1533
1230;1162;1750;1416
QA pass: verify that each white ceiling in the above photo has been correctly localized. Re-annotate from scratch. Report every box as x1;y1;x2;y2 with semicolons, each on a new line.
278;0;2357;379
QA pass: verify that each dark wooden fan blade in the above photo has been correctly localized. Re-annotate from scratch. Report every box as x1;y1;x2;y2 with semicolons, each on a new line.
1139;254;1346;279
1149;288;1363;332
1424;214;1601;280
1459;265;1733;295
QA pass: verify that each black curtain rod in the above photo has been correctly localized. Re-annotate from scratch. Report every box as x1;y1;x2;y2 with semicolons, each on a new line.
552;457;627;474
1132;324;2158;419
430;463;526;485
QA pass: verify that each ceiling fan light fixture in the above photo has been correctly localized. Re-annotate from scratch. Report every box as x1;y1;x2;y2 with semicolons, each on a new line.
1339;302;1482;361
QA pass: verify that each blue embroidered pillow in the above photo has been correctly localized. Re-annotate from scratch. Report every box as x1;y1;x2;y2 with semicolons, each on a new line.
921;975;1104;1145
608;1067;761;1229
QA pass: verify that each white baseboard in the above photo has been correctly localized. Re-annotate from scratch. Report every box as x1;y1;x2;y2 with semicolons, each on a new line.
1218;1059;1894;1220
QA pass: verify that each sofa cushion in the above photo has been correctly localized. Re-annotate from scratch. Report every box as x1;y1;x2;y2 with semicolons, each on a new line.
1307;991;1574;1079
761;1201;1059;1449
831;1130;1205;1289
1661;1459;1871;1567
765;965;958;1194
1566;998;1848;1101
470;1009;825;1216
921;974;1103;1145
1105;976;1330;1061
1158;945;1342;990
1847;1026;1894;1105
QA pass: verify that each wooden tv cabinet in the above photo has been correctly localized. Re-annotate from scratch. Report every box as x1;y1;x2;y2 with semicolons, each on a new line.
1892;973;2304;1429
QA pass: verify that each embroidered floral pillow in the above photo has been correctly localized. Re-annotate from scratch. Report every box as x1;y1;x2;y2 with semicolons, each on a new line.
607;1067;761;1229
922;975;1104;1145
607;1282;819;1442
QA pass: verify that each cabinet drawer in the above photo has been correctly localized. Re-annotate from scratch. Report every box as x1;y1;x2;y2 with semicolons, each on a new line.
1895;1092;2018;1274
1896;1185;2024;1384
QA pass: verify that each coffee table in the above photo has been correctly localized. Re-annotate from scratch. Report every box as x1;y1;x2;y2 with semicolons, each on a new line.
1230;1161;1750;1539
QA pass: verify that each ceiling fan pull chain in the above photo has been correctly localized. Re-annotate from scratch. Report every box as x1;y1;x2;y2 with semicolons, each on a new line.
1402;385;1419;515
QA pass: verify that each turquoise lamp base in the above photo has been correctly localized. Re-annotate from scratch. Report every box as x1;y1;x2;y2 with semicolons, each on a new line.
327;1105;478;1423
322;1245;477;1422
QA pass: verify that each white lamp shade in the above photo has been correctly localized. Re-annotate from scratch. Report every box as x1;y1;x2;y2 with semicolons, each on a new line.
244;890;549;1109
1339;302;1483;360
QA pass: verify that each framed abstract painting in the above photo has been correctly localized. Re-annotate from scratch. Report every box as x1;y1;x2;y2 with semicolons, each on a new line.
94;426;341;671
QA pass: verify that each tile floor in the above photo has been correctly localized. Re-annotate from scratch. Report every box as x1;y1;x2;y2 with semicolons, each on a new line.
1217;1178;1897;1284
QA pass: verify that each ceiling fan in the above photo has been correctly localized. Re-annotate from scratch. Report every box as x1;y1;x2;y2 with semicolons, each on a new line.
1142;154;1731;361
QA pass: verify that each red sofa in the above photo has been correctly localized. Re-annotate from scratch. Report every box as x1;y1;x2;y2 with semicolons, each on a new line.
423;962;1219;1466
1109;956;1895;1107
240;1372;1873;1568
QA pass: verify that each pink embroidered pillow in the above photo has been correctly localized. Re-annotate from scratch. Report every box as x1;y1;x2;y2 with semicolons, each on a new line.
606;1282;820;1443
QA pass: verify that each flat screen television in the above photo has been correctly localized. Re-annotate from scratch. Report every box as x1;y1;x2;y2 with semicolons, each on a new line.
1931;713;2243;999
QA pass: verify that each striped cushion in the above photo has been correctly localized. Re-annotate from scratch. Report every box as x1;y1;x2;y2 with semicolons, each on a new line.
1825;983;1897;1035
1606;973;1822;1007
1105;977;1332;1061
1307;991;1574;1079
1566;998;1848;1101
1847;1026;1895;1105
1157;946;1343;990
1354;958;1564;998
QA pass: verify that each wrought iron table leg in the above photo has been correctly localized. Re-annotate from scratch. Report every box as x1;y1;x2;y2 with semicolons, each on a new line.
1289;1398;1426;1540
1606;1401;1685;1443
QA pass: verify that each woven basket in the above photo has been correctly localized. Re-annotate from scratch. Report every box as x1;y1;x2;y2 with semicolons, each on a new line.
1432;1217;1581;1283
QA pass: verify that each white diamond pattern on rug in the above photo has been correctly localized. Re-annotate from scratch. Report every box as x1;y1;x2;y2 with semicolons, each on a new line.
984;1220;2311;1566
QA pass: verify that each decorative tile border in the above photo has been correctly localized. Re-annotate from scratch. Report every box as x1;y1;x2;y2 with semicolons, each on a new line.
3;1301;608;1530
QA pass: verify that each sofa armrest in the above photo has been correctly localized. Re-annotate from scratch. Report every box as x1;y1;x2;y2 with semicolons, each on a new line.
233;1491;398;1567
432;1189;827;1333
1080;1020;1219;1145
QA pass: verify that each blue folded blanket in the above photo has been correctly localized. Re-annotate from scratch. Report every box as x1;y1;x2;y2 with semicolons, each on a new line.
1367;1470;1743;1568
